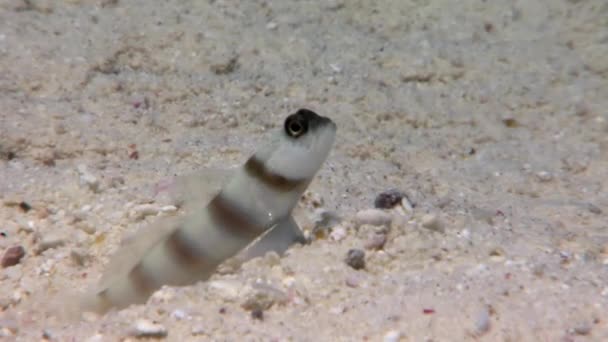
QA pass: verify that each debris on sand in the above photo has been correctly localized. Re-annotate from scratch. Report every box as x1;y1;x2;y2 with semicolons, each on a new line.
374;189;406;209
1;246;25;268
345;249;366;270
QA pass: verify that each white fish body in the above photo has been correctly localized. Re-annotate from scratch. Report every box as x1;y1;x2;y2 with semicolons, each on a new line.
82;109;336;313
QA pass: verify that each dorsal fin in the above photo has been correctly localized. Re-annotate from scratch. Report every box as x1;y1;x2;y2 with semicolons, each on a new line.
168;167;235;209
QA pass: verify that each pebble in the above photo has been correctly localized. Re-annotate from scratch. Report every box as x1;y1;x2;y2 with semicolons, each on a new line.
35;236;65;255
374;189;405;209
329;226;347;242
383;330;402;342
131;319;168;338
170;309;187;320
364;232;387;250
344;274;362;288
159;205;177;213
191;326;206;336
208;280;242;301
312;209;342;230
76;221;96;235
586;203;602;215
345;249;365;270
421;214;444;233
130;204;160;220
1;246;25;268
77;165;100;193
572;323;591;336
70;248;90;266
535;171;553;182
474;306;491;335
241;282;288;312
355;209;392;227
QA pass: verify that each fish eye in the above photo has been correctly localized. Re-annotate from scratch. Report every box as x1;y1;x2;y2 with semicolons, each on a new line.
284;114;308;138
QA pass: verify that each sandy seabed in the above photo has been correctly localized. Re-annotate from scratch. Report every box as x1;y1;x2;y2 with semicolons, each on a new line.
1;0;607;341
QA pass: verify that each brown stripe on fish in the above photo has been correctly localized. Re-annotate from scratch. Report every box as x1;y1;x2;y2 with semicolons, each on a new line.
165;228;211;267
208;192;262;240
128;262;156;295
244;156;307;192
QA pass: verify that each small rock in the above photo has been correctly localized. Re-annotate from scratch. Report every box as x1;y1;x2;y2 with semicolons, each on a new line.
572;323;591;336
76;222;96;235
474;306;491;335
18;201;32;212
345;249;365;270
2;246;25;268
131;319;167;338
329;226;347;242
191;326;205;336
374;189;405;209
355;209;392;227
535;171;553;182
170;309;187;320
77;165;100;193
312;209;342;230
364;233;387;250
383;330;402;342
70;248;90;266
266;21;278;30
36;236;65;254
130;204;160;220
251;308;264;320
586;203;602;215
421;214;444;233
159;205;177;213
344;274;362;288
241;283;288;312
208;280;242;301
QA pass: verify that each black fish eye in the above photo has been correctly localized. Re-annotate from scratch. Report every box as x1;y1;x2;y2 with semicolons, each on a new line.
284;114;308;138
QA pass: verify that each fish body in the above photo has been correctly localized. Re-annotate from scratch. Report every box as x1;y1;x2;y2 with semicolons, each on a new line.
83;109;336;313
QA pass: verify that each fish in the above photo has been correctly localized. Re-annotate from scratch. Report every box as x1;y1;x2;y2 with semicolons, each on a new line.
80;109;337;314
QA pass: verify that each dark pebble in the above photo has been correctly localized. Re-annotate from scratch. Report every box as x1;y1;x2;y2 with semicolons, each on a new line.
251;308;264;321
374;189;405;209
345;249;365;270
2;246;26;268
19;201;32;212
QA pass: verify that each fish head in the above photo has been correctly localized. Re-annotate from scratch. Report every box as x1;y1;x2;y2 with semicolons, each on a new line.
260;108;337;181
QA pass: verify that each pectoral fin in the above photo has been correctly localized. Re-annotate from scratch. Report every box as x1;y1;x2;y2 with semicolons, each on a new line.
238;215;306;262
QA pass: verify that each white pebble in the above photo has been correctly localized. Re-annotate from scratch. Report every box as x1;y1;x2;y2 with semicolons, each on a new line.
329;63;342;73
160;205;178;213
208;280;242;301
535;171;553;182
36;235;65;254
77;165;100;193
421;214;444;233
355;209;392;227
266;21;278;30
329;226;347;241
383;330;402;342
130;204;160;220
171;309;187;320
131;319;167;338
400;196;413;211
